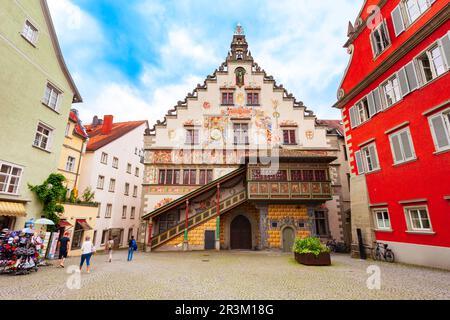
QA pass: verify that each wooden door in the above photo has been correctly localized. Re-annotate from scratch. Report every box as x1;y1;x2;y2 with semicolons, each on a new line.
204;230;215;250
230;215;252;250
282;227;295;252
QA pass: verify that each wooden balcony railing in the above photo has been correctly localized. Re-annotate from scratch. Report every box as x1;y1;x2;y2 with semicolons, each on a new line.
151;190;247;249
247;181;332;201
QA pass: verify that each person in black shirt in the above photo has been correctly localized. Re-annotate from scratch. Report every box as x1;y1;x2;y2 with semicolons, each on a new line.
58;232;71;268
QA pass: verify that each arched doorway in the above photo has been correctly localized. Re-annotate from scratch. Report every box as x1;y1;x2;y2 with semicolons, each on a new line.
230;215;252;250
282;227;295;252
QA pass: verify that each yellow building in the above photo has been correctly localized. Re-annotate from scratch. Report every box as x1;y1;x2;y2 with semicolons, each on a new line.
58;110;88;196
57;110;99;256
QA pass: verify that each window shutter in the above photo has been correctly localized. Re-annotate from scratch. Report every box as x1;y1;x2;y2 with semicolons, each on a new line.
397;67;410;97
368;145;379;170
349;107;357;128
370;32;379;57
390;135;404;163
400;131;414;159
355;151;365;175
404;61;419;91
440;32;450;70
429;114;450;150
391;4;405;37
367;91;377;118
372;87;382;113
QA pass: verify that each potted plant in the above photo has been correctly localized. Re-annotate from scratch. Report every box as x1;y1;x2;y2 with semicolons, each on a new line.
293;237;331;266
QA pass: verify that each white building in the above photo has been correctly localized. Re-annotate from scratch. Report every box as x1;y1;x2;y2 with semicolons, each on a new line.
78;115;148;249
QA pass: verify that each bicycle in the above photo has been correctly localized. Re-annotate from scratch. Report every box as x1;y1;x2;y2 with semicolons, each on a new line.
372;242;395;263
326;239;349;253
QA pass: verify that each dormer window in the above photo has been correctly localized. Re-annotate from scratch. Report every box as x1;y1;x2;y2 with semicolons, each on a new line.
221;92;234;105
370;21;390;58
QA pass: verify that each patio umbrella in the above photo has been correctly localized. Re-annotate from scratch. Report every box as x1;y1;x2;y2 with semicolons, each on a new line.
34;218;55;225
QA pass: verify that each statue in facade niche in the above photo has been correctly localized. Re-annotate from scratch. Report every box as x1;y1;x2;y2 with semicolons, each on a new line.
235;67;245;87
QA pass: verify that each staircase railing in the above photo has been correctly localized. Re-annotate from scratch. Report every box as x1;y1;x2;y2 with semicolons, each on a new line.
151;190;247;248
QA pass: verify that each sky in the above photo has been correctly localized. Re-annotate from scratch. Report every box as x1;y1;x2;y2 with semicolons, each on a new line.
47;0;363;125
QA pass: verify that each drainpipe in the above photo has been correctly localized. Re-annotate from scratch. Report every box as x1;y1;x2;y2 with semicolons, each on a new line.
74;139;85;192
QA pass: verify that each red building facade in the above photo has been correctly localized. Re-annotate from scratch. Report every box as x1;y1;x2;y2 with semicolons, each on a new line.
334;0;450;269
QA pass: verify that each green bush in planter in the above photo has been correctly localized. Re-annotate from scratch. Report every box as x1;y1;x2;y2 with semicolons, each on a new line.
293;237;330;256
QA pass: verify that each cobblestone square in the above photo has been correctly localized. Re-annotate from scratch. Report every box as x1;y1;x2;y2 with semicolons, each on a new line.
1;251;449;300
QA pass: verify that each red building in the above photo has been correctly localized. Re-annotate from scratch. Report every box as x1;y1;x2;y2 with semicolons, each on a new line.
334;0;450;269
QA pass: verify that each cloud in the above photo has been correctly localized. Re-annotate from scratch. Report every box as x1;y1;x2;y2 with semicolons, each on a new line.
48;0;363;124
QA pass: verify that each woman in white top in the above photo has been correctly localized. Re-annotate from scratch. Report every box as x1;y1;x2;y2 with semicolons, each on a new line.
106;237;115;263
79;236;95;273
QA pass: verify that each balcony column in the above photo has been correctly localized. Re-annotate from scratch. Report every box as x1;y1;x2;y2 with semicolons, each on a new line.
145;218;153;252
183;200;189;251
215;184;221;251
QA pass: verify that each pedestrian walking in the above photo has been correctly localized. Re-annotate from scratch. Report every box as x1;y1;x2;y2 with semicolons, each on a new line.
127;236;137;261
79;236;96;273
106;237;114;263
58;232;71;268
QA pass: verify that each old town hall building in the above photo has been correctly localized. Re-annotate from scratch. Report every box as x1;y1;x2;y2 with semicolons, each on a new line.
141;26;350;252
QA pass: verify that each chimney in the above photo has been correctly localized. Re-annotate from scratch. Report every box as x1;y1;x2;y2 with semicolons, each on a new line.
92;116;99;127
102;115;113;135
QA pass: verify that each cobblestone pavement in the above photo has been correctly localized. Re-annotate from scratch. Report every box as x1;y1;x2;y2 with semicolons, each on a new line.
1;250;449;300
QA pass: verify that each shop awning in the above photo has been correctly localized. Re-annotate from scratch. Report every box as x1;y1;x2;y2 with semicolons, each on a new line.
58;219;73;228
76;219;92;231
0;201;27;217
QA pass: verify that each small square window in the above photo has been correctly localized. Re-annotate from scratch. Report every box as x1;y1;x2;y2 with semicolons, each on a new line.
373;209;391;230
101;153;108;164
65;156;76;172
112;157;119;169
42;83;62;111
33;122;53;151
405;207;432;232
221;92;234;105
271;222;278;228
370;21;390;57
282;130;296;145
185;129;199;145
22;20;38;45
